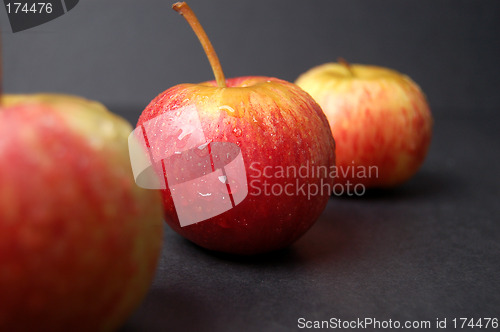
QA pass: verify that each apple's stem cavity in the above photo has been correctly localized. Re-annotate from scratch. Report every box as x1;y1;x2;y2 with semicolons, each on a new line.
338;57;354;77
173;2;227;88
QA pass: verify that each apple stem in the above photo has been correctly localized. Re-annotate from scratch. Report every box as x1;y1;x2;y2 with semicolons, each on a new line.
338;57;354;77
173;2;227;88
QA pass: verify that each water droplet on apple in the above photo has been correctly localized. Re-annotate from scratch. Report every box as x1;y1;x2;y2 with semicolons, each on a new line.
232;127;242;137
177;128;190;140
197;191;214;203
171;151;184;163
218;105;243;118
198;142;210;149
176;131;191;149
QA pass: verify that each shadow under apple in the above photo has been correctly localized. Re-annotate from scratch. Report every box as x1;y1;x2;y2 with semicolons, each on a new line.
119;288;213;332
335;167;462;202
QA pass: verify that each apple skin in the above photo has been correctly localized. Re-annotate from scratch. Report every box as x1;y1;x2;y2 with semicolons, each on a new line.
0;94;163;332
137;76;335;255
296;63;433;188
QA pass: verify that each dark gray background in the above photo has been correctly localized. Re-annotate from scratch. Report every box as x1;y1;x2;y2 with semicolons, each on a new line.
1;0;499;117
1;1;499;331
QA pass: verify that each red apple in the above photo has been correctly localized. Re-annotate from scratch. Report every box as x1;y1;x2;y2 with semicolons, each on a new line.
296;60;433;189
0;94;163;331
134;2;335;254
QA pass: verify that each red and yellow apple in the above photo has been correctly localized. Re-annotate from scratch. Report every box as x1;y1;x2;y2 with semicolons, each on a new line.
296;61;433;188
0;94;163;331
136;3;335;254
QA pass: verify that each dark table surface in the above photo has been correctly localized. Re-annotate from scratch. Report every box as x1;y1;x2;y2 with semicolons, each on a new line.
119;112;500;332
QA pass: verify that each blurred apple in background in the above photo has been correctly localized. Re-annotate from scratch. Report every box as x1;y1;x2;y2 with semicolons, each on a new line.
0;94;163;331
136;3;335;255
296;60;433;189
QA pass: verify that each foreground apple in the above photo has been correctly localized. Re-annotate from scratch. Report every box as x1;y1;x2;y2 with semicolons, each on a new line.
296;60;433;189
0;94;163;331
135;2;335;254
